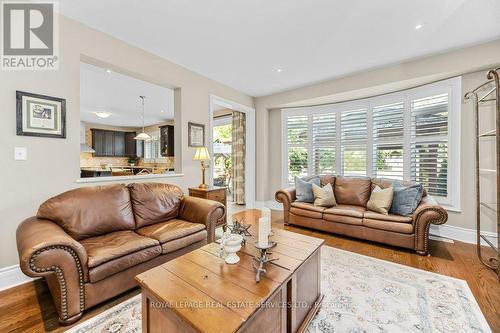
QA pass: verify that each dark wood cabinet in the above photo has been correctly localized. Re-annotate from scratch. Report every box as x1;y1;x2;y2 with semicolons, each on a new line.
125;132;136;157
91;129;139;157
114;131;125;156
160;125;174;157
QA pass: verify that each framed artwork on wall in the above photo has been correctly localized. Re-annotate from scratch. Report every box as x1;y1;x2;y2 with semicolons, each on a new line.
188;121;205;147
16;91;66;138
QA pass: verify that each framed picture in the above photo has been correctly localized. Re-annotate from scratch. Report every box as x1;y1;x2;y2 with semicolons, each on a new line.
188;122;205;147
16;91;66;138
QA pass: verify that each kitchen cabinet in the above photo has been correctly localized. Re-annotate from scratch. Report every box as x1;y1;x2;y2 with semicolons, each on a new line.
160;125;174;157
91;129;139;157
114;131;125;156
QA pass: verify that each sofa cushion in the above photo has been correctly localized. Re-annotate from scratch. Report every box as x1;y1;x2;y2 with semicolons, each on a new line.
80;230;160;267
129;183;184;228
161;230;207;254
363;219;414;234
312;183;336;207
389;180;424;216
290;202;325;219
323;204;366;218
87;245;162;283
37;184;135;240
366;186;394;215
135;219;206;244
295;176;320;203
334;176;372;207
371;178;427;197
323;214;363;225
364;211;413;223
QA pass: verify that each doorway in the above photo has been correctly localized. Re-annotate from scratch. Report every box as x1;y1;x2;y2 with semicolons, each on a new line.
209;95;255;213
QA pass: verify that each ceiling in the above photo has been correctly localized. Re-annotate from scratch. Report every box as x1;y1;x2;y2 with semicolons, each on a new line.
80;62;174;127
62;0;500;97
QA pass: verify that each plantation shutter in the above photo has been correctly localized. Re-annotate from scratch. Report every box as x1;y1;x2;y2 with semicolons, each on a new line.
341;109;367;176
410;93;449;197
312;113;336;175
372;102;404;179
286;114;309;183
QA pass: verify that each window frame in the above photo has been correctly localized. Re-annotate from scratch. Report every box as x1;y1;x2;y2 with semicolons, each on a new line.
281;77;461;211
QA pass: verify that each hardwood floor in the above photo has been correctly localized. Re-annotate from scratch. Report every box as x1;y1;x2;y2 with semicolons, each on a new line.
0;209;498;332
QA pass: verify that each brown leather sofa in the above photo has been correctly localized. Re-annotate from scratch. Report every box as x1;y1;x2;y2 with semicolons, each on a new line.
16;183;225;325
276;176;448;256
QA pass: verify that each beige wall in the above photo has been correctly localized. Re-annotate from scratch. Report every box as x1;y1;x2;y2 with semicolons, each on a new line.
0;15;253;268
255;39;500;233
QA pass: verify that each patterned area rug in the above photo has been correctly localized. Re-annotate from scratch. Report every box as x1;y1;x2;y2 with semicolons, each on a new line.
67;246;491;333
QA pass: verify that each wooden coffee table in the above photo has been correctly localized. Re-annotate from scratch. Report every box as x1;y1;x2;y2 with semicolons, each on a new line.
136;210;324;333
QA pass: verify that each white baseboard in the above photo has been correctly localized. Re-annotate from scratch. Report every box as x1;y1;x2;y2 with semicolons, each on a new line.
0;265;35;292
254;200;283;210
258;200;497;247
430;224;497;246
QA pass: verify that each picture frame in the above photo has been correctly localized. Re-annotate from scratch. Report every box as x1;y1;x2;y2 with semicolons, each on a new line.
188;121;205;147
16;90;66;139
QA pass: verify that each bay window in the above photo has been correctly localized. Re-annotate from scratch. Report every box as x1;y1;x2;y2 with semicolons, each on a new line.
282;77;461;210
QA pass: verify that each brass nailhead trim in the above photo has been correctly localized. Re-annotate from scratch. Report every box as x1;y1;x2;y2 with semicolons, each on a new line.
414;207;447;254
28;245;85;320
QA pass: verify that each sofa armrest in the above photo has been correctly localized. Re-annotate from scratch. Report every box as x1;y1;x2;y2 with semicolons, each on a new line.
412;196;448;255
16;217;88;323
179;196;225;243
275;187;296;224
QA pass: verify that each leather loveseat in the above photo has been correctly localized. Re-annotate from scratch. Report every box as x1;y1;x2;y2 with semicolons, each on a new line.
276;176;447;256
16;183;225;325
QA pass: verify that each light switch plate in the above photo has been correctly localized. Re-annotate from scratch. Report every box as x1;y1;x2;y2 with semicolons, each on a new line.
14;147;27;160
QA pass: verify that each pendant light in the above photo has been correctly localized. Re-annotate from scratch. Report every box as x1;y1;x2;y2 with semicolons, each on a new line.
134;95;151;140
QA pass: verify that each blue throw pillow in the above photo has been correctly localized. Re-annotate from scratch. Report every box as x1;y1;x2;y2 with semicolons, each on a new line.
389;180;424;216
295;176;320;203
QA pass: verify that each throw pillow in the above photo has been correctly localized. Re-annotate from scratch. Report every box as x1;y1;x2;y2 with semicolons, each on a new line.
367;185;393;215
389;180;424;216
295;176;320;203
312;183;336;207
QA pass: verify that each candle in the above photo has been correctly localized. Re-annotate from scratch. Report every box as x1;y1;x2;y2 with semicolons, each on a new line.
258;217;270;247
261;207;271;219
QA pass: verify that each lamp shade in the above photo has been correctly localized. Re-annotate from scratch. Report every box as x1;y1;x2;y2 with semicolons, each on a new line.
134;132;151;140
193;147;210;161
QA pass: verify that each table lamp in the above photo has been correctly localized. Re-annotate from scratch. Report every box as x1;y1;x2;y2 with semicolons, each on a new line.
193;147;210;188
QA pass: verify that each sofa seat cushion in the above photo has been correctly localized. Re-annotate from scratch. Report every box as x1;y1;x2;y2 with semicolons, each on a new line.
364;211;413;223
322;214;363;225
81;230;160;268
290;202;325;219
363;219;414;234
135;219;206;244
324;204;366;218
161;230;207;254
81;230;162;283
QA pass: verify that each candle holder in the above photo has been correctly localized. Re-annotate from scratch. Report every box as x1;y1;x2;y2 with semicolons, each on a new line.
219;234;243;264
252;241;278;282
228;217;252;245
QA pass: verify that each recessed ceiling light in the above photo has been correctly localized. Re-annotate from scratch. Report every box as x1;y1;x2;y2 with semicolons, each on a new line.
94;111;112;118
160;110;165;113
415;24;423;30
106;69;112;74
276;68;283;73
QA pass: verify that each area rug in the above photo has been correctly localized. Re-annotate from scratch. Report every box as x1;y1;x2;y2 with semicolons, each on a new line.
66;246;491;333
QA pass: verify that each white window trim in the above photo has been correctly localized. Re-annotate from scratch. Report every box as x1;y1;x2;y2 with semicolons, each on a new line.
281;77;461;212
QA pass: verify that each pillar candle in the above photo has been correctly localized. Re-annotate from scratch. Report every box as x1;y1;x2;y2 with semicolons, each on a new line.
261;207;271;219
258;217;270;247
